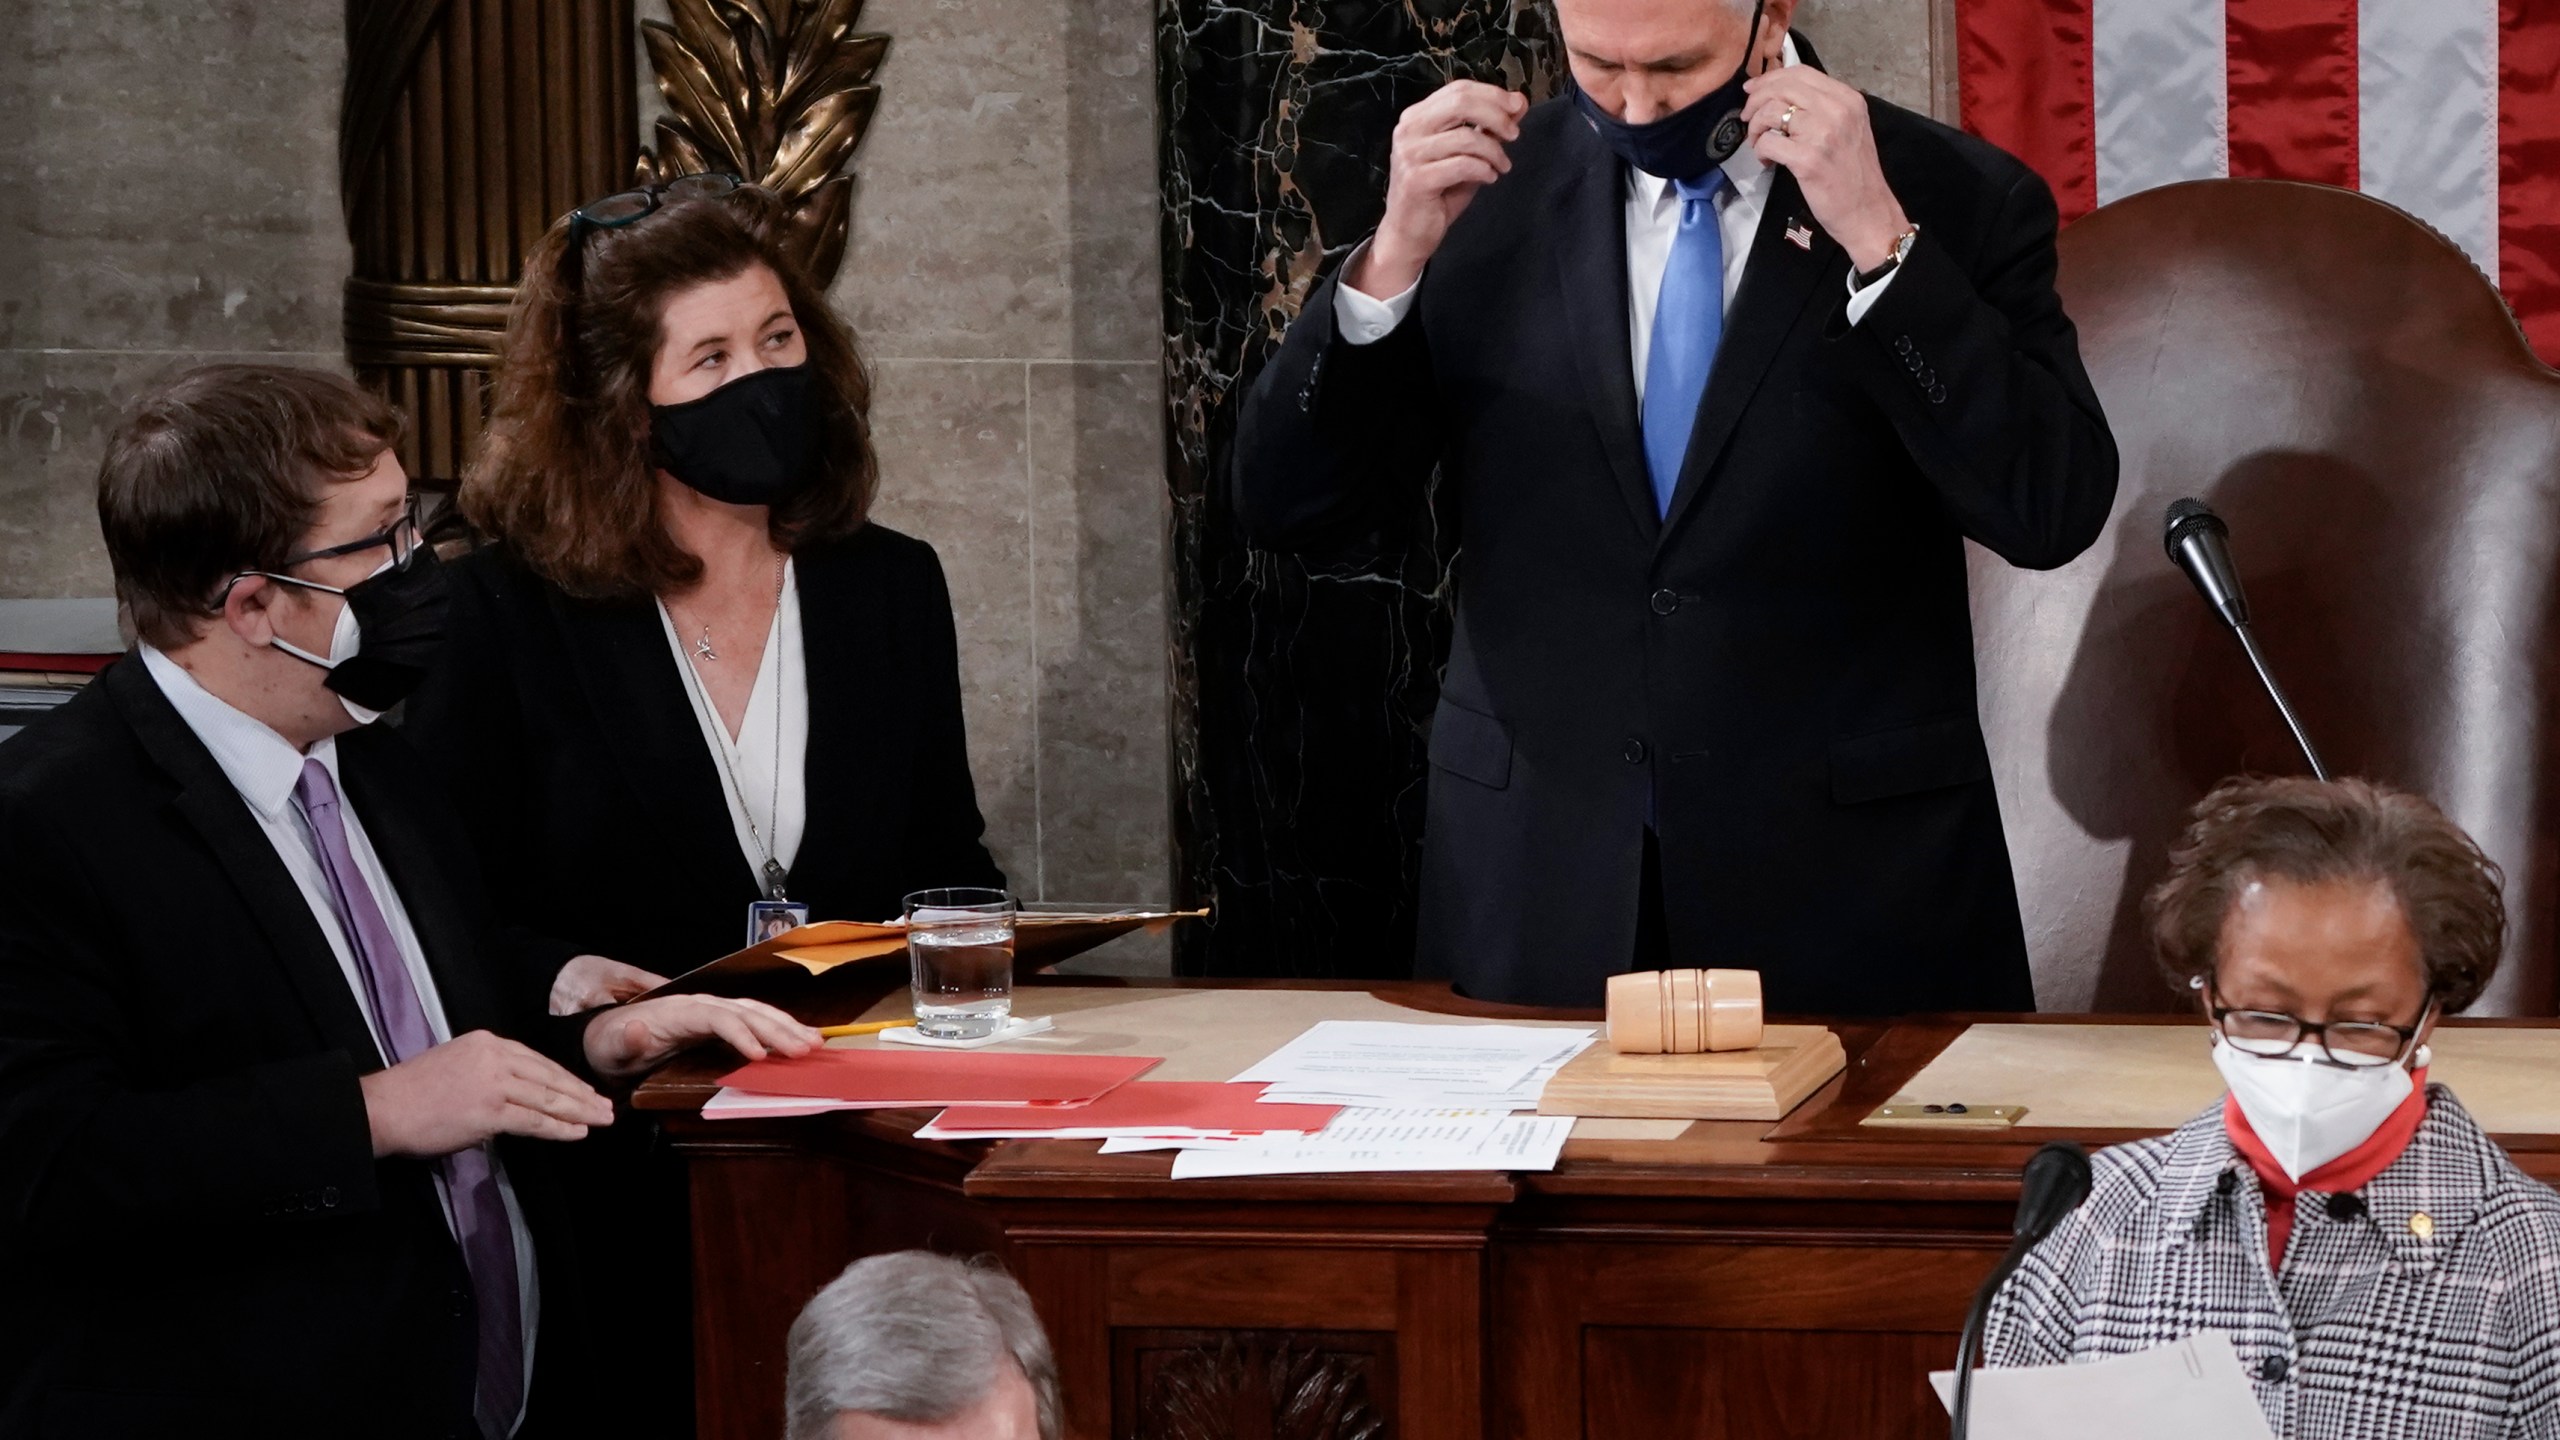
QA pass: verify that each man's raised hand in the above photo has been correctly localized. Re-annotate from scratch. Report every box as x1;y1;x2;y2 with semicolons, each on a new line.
1353;80;1529;300
1741;67;1910;272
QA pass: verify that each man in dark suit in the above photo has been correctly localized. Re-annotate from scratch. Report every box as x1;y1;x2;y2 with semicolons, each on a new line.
0;365;820;1438
1234;0;2117;1011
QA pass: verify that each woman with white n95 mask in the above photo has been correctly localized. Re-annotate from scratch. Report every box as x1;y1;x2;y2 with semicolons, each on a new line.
1977;775;2560;1440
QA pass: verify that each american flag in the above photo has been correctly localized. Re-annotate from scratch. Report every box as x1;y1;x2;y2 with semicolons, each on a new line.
1956;0;2560;364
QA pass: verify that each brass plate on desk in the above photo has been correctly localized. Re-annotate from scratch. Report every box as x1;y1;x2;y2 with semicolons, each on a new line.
1863;1102;2026;1129
1536;1025;1847;1121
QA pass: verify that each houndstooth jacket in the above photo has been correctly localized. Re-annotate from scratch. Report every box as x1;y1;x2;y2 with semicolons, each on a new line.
1983;1087;2560;1439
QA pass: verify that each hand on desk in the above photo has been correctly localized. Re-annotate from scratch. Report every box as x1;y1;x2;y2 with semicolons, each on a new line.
581;994;822;1082
362;1029;617;1158
549;953;670;1016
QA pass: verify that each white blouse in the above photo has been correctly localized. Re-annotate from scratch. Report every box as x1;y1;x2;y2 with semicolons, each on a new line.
655;560;809;883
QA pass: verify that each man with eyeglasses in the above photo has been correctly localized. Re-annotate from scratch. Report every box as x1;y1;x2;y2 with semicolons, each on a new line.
1980;775;2560;1440
0;364;822;1439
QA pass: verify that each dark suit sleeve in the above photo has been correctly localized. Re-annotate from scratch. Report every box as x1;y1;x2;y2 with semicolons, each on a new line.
401;555;535;904
1230;265;1447;553
0;799;382;1236
1831;165;2119;570
400;560;581;998
900;542;1007;896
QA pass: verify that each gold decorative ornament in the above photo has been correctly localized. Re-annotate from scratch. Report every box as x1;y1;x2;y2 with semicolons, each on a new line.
634;0;889;287
2410;1211;2435;1240
342;279;518;368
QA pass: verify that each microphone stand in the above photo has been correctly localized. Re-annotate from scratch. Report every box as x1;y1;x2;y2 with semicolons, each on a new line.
1951;1142;2091;1439
1949;1235;2038;1440
2230;622;2329;781
2164;500;2330;781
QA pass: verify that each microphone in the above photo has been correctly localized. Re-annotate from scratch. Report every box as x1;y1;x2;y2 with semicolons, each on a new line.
2162;499;2331;780
1950;1142;2093;1440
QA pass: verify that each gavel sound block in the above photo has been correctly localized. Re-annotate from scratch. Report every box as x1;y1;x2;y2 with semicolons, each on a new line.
1536;969;1848;1121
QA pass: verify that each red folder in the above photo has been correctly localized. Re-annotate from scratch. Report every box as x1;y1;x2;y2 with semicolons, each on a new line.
718;1048;1159;1108
928;1082;1340;1135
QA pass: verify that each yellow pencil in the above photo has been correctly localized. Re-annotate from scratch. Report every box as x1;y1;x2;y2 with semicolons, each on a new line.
818;1018;917;1038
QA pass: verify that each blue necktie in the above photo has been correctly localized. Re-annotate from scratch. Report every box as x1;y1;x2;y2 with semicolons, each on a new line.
1641;172;1729;518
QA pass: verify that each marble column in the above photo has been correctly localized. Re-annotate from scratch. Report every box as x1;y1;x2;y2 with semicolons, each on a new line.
1158;1;1560;976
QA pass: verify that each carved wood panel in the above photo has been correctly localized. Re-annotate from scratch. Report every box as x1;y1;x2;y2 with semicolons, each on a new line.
1115;1329;1393;1440
341;0;638;489
1583;1327;1953;1439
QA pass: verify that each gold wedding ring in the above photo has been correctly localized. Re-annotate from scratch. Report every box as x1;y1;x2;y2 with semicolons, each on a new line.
1779;104;1800;136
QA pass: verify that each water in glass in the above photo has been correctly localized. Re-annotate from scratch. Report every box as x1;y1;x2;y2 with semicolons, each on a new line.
905;888;1015;1039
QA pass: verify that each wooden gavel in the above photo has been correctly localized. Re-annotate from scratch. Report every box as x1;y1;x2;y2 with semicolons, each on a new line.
1605;968;1764;1053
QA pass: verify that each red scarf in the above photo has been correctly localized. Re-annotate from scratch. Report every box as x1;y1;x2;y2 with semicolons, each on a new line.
2224;1069;2429;1270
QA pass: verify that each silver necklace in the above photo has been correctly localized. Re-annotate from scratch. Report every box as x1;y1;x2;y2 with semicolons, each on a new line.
673;558;790;899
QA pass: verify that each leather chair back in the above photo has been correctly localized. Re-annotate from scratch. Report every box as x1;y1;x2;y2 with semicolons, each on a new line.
1971;178;2560;1015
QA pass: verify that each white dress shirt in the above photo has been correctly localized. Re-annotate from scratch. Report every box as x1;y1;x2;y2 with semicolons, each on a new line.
1335;34;1899;385
138;644;539;1432
655;559;809;884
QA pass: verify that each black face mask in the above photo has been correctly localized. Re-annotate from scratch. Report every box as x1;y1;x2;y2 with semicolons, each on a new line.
650;363;823;507
1571;0;1767;181
261;545;452;716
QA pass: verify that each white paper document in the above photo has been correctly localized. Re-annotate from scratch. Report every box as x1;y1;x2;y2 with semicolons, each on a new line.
1167;1109;1574;1179
1930;1333;2276;1440
1234;1021;1595;1109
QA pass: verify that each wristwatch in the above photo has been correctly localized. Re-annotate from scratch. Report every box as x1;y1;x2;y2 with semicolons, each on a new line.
1852;223;1921;292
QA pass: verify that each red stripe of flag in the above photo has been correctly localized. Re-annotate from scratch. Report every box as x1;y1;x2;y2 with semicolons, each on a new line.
2502;0;2560;366
1957;0;2097;223
2225;0;2359;188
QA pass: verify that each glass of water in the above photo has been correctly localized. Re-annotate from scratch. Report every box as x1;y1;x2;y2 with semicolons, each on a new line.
903;887;1017;1040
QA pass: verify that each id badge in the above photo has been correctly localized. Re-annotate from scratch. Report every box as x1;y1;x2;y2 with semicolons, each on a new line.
747;899;811;947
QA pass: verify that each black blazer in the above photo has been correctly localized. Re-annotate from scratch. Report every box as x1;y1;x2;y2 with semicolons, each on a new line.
403;522;1005;979
0;659;593;1440
1233;68;2118;1012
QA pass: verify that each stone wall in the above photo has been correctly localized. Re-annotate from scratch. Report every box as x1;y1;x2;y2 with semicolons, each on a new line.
801;0;1171;957
0;0;349;595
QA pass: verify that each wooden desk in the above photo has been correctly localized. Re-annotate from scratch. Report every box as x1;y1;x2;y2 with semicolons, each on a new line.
633;981;2560;1440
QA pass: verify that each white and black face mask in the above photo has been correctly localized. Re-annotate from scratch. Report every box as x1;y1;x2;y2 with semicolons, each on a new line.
255;545;451;722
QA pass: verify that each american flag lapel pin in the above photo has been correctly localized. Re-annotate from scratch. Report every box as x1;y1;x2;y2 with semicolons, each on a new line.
1785;218;1815;250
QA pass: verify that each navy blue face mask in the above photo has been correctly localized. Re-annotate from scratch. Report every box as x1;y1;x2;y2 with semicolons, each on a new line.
1571;0;1768;182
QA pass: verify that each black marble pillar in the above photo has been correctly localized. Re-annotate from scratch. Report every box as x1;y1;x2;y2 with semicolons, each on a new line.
1158;1;1562;977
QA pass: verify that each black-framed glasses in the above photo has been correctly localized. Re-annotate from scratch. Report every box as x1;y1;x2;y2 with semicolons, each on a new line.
554;173;745;344
563;173;742;266
277;493;424;570
2205;983;2429;1069
220;495;424;602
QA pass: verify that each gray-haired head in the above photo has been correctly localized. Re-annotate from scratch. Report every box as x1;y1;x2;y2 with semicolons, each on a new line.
784;1251;1060;1440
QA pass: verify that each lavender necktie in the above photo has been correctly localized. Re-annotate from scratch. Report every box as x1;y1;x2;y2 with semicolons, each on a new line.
296;759;524;1439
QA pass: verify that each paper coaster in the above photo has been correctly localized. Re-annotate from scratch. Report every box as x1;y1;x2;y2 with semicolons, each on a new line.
878;1015;1057;1050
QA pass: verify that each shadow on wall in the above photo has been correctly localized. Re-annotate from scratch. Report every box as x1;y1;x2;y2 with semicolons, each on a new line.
2046;448;2399;1011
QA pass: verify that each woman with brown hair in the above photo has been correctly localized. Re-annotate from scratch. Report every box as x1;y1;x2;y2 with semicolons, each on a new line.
407;176;1002;986
1981;776;2560;1438
403;176;1004;1434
